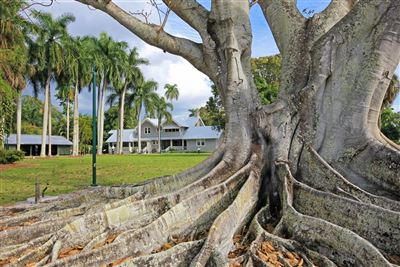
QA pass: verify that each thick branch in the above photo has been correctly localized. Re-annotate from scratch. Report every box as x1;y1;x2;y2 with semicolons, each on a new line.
310;0;358;43
74;0;208;75
258;0;305;53
162;0;210;41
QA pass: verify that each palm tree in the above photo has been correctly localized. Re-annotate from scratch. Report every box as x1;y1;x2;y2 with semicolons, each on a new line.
128;76;158;153
61;36;92;156
107;48;148;154
55;79;74;141
95;33;128;154
164;83;179;102
30;11;75;157
188;108;200;117
0;0;30;150
154;96;173;153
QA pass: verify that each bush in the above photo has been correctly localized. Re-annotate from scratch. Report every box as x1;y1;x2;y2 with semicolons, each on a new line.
0;149;25;164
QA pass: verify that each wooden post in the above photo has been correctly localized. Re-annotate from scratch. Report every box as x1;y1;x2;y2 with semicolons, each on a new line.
35;183;40;203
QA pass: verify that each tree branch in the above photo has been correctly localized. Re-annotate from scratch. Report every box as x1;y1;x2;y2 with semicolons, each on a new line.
310;0;358;43
74;0;207;74
162;0;210;41
258;0;305;53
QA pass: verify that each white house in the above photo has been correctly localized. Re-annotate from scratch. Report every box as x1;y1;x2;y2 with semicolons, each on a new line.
105;116;222;153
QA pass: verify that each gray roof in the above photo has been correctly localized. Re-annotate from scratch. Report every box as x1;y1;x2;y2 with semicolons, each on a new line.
5;134;72;146
105;116;221;143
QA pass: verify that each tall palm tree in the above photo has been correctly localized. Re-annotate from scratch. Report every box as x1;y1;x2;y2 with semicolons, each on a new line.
30;11;75;157
0;0;30;150
154;96;173;153
164;83;179;102
61;36;92;156
95;33;128;154
128;76;158;153
108;48;148;154
55;79;74;141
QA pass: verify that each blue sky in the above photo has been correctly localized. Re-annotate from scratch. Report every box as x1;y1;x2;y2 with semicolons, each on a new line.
27;0;400;115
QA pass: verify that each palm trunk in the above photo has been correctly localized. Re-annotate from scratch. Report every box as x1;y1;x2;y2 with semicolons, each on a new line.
137;105;142;153
66;96;70;141
97;76;102;150
16;92;22;151
72;81;79;156
98;77;107;155
118;84;127;155
48;89;52;157
158;116;161;153
40;65;51;157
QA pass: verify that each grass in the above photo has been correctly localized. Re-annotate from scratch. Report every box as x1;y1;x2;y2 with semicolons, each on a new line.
0;153;209;206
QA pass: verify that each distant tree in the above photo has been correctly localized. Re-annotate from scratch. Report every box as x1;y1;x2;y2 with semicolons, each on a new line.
153;96;173;153
251;55;281;104
164;83;179;102
0;0;30;149
29;11;75;156
381;107;400;144
127;76;158;153
188;108;199;117
382;74;399;109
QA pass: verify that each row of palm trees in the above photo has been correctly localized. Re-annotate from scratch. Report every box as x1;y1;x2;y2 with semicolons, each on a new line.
9;8;180;156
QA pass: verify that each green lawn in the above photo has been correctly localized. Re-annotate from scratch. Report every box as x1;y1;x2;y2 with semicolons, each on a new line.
0;153;209;205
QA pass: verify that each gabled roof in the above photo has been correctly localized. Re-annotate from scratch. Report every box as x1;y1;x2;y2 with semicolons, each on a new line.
105;116;221;143
106;129;136;143
5;134;72;145
183;126;221;139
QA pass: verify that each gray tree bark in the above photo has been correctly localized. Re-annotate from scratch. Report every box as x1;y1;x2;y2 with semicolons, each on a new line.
1;1;399;266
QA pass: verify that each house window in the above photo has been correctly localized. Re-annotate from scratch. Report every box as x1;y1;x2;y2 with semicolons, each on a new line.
144;127;151;134
152;140;158;145
164;128;179;132
196;139;205;146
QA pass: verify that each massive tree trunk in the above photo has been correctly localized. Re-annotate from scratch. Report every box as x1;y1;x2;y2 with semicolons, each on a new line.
40;65;51;157
1;1;399;266
16;92;22;151
72;81;79;156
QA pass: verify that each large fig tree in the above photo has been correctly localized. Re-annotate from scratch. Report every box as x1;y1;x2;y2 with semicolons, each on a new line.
1;0;399;266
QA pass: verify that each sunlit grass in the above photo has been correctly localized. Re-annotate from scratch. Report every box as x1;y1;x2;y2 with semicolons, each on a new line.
0;153;209;205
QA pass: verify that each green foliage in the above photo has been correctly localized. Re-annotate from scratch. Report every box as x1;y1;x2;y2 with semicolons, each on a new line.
0;76;17;145
380;107;400;144
251;54;281;104
13;95;64;133
164;83;179;101
79;115;93;149
198;85;225;130
0;149;24;164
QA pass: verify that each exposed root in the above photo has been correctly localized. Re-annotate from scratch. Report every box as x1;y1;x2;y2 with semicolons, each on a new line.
190;169;261;266
342;140;400;198
292;179;400;256
276;162;393;266
299;145;400;211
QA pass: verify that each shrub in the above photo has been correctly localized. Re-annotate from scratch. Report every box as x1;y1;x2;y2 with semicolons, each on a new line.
0;149;25;164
